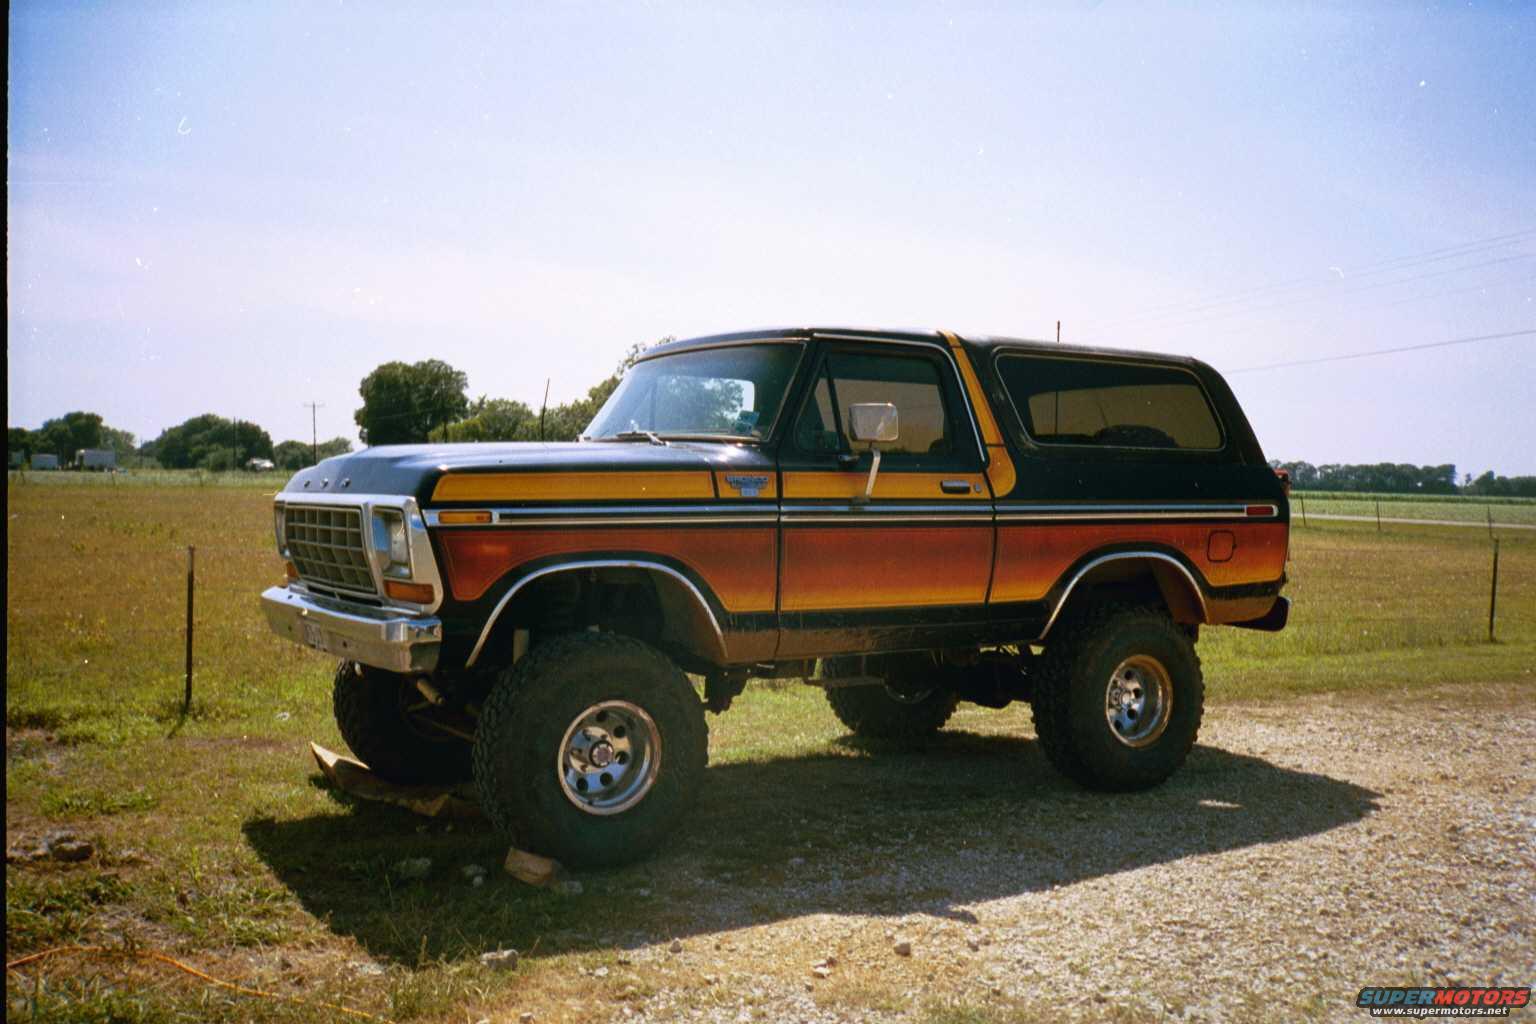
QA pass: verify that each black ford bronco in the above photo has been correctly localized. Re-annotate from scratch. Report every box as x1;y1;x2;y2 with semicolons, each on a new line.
263;327;1289;864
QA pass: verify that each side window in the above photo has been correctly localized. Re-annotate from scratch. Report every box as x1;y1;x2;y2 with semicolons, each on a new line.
792;349;960;461
794;366;841;453
997;354;1223;451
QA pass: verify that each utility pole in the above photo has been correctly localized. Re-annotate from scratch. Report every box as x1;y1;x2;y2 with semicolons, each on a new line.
303;402;324;465
1056;320;1061;344
539;379;551;442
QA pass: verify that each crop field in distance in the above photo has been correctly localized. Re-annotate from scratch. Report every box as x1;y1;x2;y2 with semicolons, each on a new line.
5;475;1534;1022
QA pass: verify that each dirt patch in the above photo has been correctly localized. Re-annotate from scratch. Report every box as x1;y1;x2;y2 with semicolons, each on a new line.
11;685;1534;1023
516;684;1536;1023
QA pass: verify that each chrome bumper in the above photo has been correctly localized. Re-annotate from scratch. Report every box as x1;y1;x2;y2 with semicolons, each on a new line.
260;586;442;673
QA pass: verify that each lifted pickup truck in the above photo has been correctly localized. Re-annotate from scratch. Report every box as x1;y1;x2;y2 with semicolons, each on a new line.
262;327;1289;865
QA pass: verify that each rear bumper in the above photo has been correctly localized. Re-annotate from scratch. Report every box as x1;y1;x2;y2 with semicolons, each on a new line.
260;586;442;673
1229;596;1290;633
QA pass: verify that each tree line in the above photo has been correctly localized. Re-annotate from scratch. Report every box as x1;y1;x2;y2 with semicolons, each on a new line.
353;342;654;446
13;346;1535;497
1272;460;1536;498
8;411;351;471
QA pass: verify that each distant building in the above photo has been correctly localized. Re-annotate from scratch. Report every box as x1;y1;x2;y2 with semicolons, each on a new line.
246;457;276;472
31;453;60;470
75;448;117;471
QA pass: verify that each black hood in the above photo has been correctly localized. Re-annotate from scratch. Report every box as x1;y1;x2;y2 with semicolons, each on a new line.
280;441;775;504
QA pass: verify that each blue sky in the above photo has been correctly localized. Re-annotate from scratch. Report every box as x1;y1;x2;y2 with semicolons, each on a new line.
8;2;1535;474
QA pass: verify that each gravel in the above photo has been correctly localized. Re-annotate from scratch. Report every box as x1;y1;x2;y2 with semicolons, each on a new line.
609;685;1536;1023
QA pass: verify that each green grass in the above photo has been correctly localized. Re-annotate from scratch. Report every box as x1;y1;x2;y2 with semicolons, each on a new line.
7;468;285;489
1292;489;1536;526
6;477;1534;1022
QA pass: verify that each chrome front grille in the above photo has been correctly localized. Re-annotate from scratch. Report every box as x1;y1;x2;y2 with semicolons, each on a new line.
284;505;377;597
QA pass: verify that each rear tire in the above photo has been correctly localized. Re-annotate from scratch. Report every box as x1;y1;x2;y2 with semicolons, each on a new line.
332;662;473;784
472;633;707;867
821;655;959;742
1031;605;1203;790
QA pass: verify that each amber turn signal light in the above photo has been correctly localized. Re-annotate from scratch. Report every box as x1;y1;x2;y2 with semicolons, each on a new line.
384;580;436;603
438;510;493;525
284;561;299;581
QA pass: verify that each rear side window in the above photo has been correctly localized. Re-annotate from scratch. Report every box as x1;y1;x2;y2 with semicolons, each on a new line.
997;354;1223;451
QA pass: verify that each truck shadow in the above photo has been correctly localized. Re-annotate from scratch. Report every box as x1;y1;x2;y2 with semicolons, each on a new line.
243;732;1378;965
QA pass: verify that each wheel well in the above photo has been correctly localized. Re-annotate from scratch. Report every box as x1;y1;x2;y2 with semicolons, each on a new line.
1044;554;1206;635
473;564;727;671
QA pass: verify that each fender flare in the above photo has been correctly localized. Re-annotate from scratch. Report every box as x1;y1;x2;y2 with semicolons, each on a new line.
464;558;728;668
1038;550;1209;640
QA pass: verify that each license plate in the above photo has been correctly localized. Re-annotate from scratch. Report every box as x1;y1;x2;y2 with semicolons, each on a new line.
302;621;329;652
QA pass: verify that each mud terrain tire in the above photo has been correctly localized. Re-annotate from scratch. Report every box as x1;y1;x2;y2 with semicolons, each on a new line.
472;633;707;867
821;655;960;743
332;661;473;784
1032;605;1204;790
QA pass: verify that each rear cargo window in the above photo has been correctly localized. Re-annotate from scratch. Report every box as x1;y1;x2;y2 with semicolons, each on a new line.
996;354;1223;451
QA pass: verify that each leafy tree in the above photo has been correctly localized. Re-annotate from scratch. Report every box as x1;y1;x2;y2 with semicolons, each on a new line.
152;415;273;469
1465;471;1536;497
273;440;310;470
534;340;660;441
100;426;137;459
355;360;469;445
1275;460;1459;494
428;398;537;443
32;411;104;462
8;427;31;463
425;340;662;444
317;436;353;460
273;435;354;470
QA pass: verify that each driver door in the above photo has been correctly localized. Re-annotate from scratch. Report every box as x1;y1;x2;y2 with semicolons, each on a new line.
776;342;994;657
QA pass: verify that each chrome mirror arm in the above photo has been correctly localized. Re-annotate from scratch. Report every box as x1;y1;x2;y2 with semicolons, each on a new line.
853;447;882;505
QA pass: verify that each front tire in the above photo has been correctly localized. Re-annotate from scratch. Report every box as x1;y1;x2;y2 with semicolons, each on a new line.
821;655;959;743
332;662;473;784
1031;605;1203;791
472;633;707;867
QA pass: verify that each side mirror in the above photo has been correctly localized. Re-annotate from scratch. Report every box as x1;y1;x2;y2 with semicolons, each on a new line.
848;403;899;445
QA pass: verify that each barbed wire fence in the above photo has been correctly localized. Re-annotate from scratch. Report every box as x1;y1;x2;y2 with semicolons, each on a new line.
6;541;314;721
6;512;1528;726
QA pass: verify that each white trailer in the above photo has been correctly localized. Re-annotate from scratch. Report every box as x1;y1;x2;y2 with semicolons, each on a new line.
75;449;117;471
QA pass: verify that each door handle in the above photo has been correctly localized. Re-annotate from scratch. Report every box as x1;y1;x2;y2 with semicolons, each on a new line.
941;479;973;495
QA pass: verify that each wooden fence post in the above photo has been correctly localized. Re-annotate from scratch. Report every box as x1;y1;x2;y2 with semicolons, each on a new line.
1488;540;1500;643
184;546;195;713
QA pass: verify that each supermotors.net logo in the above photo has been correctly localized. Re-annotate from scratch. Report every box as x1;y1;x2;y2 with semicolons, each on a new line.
1358;987;1531;1018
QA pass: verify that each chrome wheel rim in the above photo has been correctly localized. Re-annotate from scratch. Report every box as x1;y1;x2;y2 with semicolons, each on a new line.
884;682;935;705
557;700;661;816
1104;655;1172;748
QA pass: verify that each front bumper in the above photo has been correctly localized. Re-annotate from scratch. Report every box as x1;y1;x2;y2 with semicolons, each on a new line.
260;586;442;673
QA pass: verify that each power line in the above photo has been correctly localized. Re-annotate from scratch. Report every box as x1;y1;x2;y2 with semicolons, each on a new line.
1224;328;1535;375
1077;226;1536;334
1146;253;1535;334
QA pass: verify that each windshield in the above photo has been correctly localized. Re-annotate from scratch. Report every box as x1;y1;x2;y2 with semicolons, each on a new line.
584;343;803;441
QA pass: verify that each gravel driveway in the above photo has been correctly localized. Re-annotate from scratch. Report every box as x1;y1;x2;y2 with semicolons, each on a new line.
572;683;1535;1024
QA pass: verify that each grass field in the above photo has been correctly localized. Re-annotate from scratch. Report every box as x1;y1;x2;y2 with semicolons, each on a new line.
1291;489;1536;527
6;479;1534;1022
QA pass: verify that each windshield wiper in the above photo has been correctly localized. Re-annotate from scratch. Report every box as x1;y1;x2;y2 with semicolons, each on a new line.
601;430;669;446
